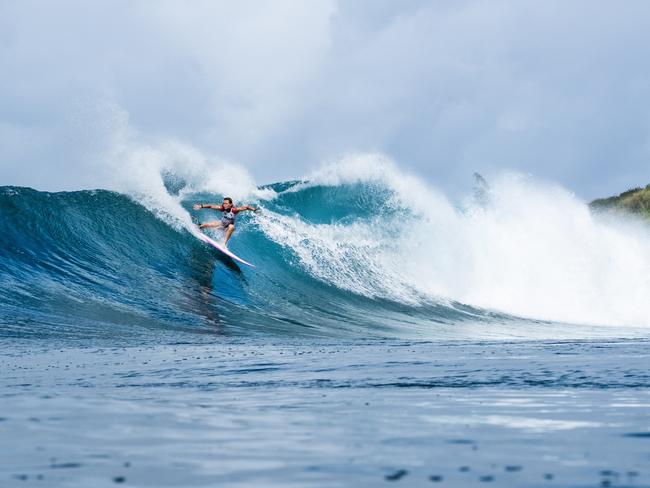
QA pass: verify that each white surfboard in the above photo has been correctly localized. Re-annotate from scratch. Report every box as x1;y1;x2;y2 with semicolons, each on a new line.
193;230;255;267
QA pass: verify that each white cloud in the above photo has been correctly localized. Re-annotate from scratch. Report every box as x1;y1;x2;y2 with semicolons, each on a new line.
1;0;650;198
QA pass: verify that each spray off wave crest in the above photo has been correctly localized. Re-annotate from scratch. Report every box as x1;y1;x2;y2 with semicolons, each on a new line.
259;155;650;327
1;154;649;341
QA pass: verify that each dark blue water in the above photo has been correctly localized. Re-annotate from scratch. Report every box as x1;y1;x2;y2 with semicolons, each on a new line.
2;185;650;487
0;185;489;341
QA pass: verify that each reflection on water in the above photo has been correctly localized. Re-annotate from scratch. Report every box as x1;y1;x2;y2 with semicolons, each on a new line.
184;246;222;332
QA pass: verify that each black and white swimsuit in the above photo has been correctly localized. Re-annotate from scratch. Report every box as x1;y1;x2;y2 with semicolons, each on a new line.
220;208;238;227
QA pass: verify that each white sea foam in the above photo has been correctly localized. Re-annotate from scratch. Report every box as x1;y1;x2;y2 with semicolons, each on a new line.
90;103;273;232
257;154;650;327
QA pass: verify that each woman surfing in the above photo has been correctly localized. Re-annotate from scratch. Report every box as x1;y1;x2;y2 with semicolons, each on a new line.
193;197;258;248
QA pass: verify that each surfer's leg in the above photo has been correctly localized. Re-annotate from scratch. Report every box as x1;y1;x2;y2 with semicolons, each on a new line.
199;221;223;230
223;224;235;246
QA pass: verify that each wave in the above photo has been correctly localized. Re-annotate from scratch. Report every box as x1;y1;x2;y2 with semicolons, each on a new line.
1;157;650;341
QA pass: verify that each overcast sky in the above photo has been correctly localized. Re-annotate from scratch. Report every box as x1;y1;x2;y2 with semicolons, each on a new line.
1;0;650;199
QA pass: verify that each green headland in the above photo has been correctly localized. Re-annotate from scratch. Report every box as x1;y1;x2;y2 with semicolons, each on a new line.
590;184;650;219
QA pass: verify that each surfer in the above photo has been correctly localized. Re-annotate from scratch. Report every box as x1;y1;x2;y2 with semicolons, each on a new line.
193;197;258;247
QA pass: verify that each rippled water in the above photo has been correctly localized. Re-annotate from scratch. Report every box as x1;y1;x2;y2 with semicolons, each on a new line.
2;339;649;487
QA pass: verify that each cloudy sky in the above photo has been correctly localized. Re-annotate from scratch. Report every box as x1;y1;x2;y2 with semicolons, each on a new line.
1;0;650;199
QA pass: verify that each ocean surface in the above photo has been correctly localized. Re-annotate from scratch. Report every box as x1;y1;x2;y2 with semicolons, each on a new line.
1;170;650;486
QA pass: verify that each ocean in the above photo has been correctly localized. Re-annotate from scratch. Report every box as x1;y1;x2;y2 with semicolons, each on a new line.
1;165;650;486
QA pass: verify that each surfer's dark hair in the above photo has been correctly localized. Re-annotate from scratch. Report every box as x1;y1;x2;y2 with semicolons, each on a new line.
223;197;233;204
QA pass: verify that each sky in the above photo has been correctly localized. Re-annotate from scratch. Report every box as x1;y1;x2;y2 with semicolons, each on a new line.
1;0;650;200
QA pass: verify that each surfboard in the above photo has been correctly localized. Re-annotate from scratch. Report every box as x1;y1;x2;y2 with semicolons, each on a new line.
193;230;255;267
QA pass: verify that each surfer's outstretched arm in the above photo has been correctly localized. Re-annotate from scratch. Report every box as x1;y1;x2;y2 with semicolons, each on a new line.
193;203;223;211
235;205;258;212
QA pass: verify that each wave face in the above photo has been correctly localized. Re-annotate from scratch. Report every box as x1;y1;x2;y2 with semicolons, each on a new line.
0;187;487;342
2;160;650;341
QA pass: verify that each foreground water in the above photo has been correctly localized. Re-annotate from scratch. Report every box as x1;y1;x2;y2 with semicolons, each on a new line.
2;339;649;487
